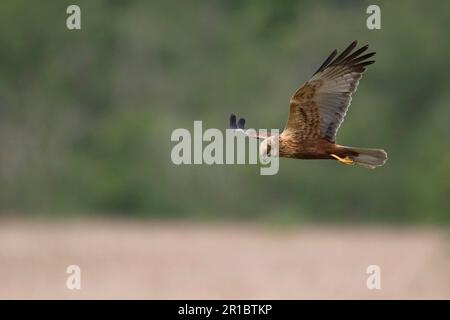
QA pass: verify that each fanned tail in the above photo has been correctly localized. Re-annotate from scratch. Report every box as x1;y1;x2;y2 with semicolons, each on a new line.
343;146;388;169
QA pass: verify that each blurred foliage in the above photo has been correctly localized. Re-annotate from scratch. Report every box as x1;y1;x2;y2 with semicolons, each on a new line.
0;0;449;223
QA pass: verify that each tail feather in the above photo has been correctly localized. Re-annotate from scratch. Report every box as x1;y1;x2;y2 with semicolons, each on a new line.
344;147;387;169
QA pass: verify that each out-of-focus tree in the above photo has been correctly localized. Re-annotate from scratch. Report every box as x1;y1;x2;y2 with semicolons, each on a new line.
0;0;449;223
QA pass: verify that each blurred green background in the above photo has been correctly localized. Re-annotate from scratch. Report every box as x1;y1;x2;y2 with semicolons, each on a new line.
0;0;449;223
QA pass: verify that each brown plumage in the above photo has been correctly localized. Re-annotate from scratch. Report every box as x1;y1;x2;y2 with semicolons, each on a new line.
230;41;387;169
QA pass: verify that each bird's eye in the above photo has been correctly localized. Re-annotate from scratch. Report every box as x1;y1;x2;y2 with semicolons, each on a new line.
266;145;271;155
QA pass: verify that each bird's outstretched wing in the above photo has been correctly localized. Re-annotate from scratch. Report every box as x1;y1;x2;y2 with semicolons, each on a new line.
229;114;269;139
284;41;375;143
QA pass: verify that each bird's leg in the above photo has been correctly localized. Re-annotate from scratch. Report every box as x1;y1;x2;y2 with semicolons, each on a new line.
331;154;355;165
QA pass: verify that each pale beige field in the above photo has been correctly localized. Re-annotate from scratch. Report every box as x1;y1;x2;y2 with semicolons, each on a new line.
0;219;449;299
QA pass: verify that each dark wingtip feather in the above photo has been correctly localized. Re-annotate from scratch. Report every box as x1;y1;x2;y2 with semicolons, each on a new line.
313;49;338;75
350;52;376;64
336;43;376;70
229;114;237;129
237;118;246;130
342;45;370;64
331;41;358;66
313;41;376;77
354;60;375;68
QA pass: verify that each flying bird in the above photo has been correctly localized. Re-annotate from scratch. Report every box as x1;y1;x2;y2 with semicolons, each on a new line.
230;40;387;168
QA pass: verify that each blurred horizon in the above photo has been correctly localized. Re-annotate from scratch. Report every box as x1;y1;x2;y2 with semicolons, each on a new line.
1;1;450;224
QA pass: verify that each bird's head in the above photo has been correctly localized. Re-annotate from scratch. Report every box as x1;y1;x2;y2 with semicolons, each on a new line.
259;136;279;162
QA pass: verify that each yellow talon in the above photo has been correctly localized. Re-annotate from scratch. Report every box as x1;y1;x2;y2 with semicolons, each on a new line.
331;154;355;165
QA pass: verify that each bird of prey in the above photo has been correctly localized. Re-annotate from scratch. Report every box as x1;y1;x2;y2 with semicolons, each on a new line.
229;40;387;169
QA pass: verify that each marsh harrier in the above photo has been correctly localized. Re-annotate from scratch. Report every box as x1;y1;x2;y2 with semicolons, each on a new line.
230;41;387;168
